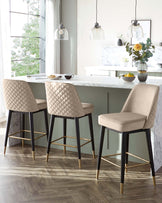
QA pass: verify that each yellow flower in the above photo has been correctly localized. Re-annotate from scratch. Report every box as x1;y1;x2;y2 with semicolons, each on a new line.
133;43;142;51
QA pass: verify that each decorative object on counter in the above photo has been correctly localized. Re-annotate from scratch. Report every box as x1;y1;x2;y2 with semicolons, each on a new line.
121;57;129;67
90;0;104;40
64;74;74;80
125;38;155;82
117;34;124;46
117;39;123;46
54;0;69;40
158;63;162;68
120;73;135;82
160;42;162;46
128;0;143;42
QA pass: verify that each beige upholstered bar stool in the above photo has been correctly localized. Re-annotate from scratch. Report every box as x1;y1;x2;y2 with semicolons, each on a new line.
96;84;159;194
45;82;95;168
3;79;49;160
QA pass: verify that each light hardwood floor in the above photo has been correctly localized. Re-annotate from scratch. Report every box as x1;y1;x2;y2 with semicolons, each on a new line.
0;144;162;203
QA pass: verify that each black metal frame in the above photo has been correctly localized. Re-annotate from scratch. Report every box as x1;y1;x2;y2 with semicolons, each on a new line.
46;113;95;168
4;108;49;159
97;127;155;193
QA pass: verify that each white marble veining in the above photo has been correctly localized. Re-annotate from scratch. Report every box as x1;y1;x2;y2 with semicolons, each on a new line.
14;74;162;89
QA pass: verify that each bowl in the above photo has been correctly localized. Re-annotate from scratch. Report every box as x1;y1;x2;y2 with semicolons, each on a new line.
64;74;74;80
122;76;135;82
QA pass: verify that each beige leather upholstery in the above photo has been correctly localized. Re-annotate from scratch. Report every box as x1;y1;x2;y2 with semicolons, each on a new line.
3;79;47;112
99;84;159;132
45;82;93;117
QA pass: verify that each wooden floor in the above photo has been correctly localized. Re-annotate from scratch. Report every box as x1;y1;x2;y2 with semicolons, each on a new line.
0;144;162;203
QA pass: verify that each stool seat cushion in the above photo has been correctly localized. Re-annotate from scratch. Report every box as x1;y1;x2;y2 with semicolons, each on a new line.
36;99;47;111
82;103;94;115
98;112;147;132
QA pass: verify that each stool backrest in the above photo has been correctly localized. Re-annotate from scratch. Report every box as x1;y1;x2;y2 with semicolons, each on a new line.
45;82;85;117
3;79;38;112
122;84;159;129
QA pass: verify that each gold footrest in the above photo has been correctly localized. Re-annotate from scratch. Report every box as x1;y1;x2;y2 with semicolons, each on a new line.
8;130;47;141
101;152;150;169
51;136;92;149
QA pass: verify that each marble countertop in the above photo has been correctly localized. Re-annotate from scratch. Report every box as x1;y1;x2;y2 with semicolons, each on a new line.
13;75;162;89
85;65;162;73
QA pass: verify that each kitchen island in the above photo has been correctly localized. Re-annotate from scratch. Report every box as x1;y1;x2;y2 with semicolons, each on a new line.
9;75;162;171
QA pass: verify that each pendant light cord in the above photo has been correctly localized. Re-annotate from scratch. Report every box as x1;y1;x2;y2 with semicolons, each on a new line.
135;0;137;21
96;0;98;23
60;0;62;24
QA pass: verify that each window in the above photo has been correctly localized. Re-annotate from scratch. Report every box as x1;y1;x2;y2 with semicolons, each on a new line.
10;0;46;76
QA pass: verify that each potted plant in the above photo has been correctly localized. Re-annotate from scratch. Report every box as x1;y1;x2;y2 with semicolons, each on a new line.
125;38;155;82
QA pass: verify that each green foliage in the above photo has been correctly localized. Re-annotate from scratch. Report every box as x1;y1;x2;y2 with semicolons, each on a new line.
11;1;40;76
125;38;155;63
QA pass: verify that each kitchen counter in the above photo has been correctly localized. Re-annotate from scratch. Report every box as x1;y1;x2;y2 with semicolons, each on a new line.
15;74;162;89
9;75;162;171
85;66;162;77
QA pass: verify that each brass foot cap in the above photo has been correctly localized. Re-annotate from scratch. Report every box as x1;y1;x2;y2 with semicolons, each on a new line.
46;153;49;162
96;170;99;179
120;183;124;194
32;151;35;160
153;176;156;186
92;151;95;159
78;159;81;169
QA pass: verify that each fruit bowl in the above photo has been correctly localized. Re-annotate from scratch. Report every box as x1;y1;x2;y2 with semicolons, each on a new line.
121;73;135;82
122;76;135;82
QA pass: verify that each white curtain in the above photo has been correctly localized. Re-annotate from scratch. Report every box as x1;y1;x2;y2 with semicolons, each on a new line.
0;0;11;121
46;0;60;75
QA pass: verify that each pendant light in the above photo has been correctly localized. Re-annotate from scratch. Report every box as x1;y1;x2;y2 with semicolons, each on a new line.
54;0;69;40
128;0;143;41
90;0;104;40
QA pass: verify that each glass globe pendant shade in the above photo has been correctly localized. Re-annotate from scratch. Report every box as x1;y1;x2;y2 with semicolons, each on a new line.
54;23;69;40
90;22;105;40
128;20;143;41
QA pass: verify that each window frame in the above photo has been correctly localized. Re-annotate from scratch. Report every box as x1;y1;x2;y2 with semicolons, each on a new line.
9;0;46;75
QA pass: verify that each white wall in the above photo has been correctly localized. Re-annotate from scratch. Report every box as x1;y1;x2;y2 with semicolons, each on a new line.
61;0;77;74
77;0;162;75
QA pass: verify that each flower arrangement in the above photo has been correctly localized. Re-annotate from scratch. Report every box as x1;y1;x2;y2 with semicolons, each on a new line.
125;38;155;63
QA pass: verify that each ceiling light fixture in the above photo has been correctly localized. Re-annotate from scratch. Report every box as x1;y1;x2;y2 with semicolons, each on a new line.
54;0;69;40
90;0;104;40
128;0;143;41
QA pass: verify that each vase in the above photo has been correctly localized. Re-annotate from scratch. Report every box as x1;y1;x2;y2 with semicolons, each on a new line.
136;61;148;82
117;38;123;46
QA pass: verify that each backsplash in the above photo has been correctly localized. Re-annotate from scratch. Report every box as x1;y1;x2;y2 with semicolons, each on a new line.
102;46;162;67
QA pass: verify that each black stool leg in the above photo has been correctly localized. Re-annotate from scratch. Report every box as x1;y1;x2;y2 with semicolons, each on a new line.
63;118;67;154
96;126;105;179
146;129;156;186
75;117;81;168
29;112;35;160
44;109;49;140
120;132;127;194
4;110;13;155
21;113;25;148
125;133;129;172
88;114;95;158
46;115;55;162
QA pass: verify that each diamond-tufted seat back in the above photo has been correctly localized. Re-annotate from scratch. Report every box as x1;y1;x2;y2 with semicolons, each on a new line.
3;79;39;112
45;82;85;118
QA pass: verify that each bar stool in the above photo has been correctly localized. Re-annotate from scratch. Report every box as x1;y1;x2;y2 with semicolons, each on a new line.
3;79;49;160
96;84;159;194
45;82;95;168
